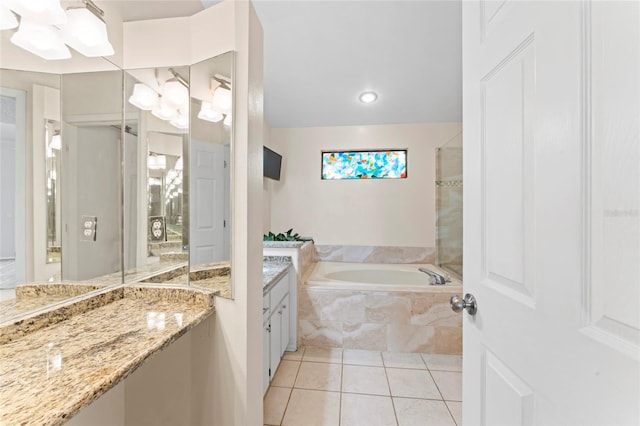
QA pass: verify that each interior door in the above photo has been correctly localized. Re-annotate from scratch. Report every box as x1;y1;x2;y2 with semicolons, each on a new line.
462;1;639;425
190;138;225;265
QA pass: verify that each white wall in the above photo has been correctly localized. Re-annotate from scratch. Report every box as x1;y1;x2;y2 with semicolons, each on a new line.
263;120;273;234
269;123;462;247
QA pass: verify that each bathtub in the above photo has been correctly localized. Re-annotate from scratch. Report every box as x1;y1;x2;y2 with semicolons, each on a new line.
300;261;463;353
306;261;462;292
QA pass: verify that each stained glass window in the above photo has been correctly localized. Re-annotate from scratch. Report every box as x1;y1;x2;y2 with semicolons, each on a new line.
321;150;407;180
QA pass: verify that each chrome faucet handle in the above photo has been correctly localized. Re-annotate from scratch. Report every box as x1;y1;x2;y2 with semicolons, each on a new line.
418;267;447;285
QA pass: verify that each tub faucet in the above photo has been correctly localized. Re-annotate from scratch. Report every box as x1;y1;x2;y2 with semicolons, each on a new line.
418;267;450;285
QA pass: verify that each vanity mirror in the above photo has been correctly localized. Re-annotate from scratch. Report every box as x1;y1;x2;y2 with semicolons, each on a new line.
0;50;236;324
45;119;62;264
187;51;234;299
123;66;190;285
61;68;124;282
0;60;125;324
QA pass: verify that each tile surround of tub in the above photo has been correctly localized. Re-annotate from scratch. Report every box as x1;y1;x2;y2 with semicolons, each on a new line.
313;245;436;264
298;288;462;354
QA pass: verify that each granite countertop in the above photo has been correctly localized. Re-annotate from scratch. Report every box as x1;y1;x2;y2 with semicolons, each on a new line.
0;285;215;426
263;256;292;293
0;257;285;424
262;241;306;248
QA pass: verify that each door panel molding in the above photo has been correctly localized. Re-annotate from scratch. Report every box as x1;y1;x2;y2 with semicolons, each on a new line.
480;35;536;308
482;349;535;426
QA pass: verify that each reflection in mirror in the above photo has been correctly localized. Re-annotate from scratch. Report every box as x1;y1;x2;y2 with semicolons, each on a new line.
0;69;61;300
1;66;126;324
124;67;189;285
61;69;124;283
188;51;234;298
45;119;62;264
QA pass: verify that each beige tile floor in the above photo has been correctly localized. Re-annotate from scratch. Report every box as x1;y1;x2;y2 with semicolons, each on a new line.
264;348;462;426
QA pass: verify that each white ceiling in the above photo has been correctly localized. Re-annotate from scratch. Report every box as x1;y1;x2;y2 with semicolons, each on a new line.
118;0;462;129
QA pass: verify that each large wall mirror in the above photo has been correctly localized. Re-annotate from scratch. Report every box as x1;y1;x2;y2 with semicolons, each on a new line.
0;61;124;323
123;66;190;284
187;52;233;299
0;49;235;325
61;68;124;283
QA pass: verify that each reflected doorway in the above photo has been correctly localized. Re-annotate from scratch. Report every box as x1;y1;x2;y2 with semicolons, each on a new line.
0;88;26;290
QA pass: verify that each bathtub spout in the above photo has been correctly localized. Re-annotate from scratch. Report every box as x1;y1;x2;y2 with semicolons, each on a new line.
418;268;450;285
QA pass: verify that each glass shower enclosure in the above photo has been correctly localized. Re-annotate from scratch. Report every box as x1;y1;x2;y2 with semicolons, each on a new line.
436;136;463;278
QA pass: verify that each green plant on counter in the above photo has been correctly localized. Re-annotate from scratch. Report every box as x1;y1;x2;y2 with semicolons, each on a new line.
263;228;311;242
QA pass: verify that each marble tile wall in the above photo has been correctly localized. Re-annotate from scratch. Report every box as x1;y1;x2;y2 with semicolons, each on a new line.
313;245;436;264
298;288;462;354
436;147;463;277
299;242;316;278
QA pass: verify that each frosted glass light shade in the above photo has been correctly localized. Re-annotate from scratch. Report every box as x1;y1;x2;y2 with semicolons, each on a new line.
163;81;188;108
5;0;66;25
170;111;189;130
198;101;223;123
211;87;232;115
148;155;166;170
50;134;62;150
151;99;176;121
129;84;158;111
62;8;114;57
10;19;70;60
0;5;18;30
223;113;232;127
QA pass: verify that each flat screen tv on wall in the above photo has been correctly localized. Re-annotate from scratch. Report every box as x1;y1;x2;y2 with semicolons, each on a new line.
263;146;282;180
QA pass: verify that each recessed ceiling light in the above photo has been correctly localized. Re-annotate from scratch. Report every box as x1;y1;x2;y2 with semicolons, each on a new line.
359;91;378;103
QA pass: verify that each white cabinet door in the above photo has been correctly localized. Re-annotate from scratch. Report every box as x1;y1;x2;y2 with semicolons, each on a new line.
463;1;639;424
269;311;282;381
279;294;290;357
263;321;270;395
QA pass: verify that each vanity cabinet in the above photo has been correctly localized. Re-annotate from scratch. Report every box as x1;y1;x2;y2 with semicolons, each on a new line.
263;269;295;395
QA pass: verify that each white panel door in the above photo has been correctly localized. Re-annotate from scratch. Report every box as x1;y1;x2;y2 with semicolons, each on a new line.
190;139;225;265
462;1;639;425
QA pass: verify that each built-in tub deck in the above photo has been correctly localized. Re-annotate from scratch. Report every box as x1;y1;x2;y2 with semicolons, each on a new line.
301;261;463;354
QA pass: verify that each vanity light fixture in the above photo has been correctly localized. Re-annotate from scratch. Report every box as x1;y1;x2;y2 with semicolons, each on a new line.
170;110;189;130
3;0;115;60
148;154;166;170
223;113;232;127
0;5;18;30
151;98;176;121
4;0;66;26
128;83;158;111
163;80;189;108
61;2;114;57
211;86;232;115
10;18;70;60
50;132;62;150
359;91;378;103
198;101;224;123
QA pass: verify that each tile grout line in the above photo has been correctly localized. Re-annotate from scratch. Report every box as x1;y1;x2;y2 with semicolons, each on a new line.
383;354;401;426
277;348;305;425
338;350;344;426
424;354;461;424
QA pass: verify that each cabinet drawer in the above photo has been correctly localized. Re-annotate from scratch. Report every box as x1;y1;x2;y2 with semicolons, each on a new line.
270;273;289;311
